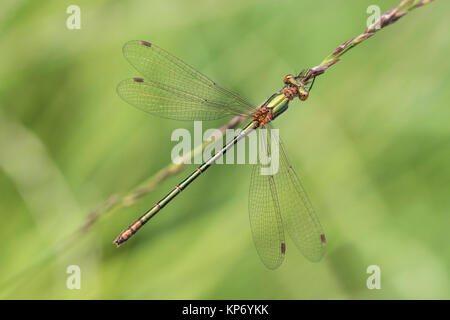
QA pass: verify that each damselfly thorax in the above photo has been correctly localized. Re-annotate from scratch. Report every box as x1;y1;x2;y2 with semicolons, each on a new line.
251;72;313;128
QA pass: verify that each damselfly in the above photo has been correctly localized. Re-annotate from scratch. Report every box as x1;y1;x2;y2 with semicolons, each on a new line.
114;41;326;269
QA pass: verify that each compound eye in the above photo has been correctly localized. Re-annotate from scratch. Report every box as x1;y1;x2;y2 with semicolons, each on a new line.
283;74;294;84
299;89;309;101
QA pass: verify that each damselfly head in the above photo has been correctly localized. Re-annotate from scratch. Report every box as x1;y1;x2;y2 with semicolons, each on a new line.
283;73;310;101
283;74;295;85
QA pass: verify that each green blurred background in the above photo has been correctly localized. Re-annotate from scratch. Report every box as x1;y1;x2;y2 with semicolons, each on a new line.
0;0;449;299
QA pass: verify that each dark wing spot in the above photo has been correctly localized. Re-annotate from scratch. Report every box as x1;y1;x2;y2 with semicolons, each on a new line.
133;78;144;82
281;242;286;255
140;41;152;47
320;234;326;245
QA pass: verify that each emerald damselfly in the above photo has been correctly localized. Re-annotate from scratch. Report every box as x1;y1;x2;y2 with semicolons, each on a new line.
114;40;326;269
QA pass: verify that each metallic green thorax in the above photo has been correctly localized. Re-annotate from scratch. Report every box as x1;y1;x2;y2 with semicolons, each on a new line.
265;93;290;119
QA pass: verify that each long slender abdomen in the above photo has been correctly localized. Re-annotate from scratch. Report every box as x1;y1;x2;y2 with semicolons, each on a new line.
114;121;257;246
113;167;207;246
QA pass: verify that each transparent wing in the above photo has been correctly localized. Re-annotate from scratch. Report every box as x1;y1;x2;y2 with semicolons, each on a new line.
248;130;285;270
268;124;326;262
118;40;257;120
117;78;245;121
